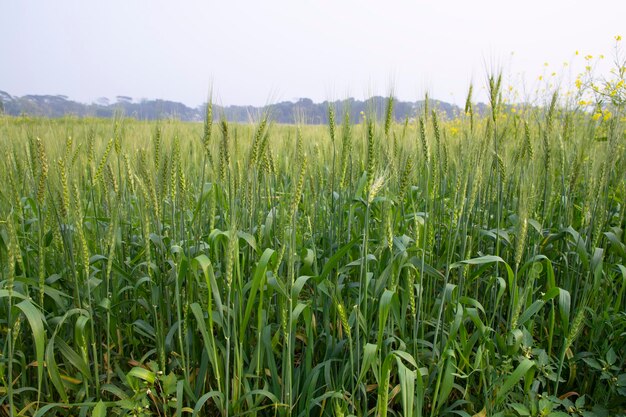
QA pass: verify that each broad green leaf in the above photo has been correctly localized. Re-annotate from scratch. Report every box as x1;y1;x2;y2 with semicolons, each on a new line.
193;254;223;320
496;359;535;404
409;256;445;280
377;289;395;348
396;355;416;417
320;239;357;280
15;300;46;397
93;400;106;417
510;403;530;416
45;335;68;403
437;351;456;411
0;289;26;299
517;299;545;325
358;343;378;385
241;248;275;339
542;286;560;302
128;366;156;384
291;274;314;299
238;230;258;252
193;390;224;416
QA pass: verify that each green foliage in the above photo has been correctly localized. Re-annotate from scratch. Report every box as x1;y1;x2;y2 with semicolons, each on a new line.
0;84;625;417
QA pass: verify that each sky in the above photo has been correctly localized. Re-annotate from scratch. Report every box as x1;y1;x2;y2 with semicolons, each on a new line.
1;0;625;107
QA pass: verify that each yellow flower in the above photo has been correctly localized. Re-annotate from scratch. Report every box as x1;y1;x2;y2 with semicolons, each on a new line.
575;50;579;56
604;111;612;120
616;35;622;42
584;55;593;61
575;79;582;89
592;112;602;121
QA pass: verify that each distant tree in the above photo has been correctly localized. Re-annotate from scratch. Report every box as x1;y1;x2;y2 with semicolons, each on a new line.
0;90;470;122
296;98;314;106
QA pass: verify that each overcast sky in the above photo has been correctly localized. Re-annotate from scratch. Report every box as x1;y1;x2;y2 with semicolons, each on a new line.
1;0;624;107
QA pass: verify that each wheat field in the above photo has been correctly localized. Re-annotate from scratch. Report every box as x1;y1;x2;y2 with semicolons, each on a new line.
1;74;626;417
